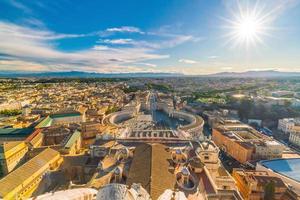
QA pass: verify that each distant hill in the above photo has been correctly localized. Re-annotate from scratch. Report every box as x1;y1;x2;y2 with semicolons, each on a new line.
0;70;299;78
0;71;183;78
207;70;300;78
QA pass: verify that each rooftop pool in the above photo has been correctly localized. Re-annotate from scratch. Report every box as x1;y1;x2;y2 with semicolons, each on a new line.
260;158;300;182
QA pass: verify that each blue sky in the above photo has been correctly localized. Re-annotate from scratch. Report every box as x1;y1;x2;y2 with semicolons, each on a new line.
0;0;300;74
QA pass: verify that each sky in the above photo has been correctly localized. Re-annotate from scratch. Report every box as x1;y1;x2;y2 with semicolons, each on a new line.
0;0;300;75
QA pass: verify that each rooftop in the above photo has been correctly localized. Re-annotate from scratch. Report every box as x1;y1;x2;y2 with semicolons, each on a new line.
35;116;53;128
260;158;300;183
0;141;24;153
64;130;81;149
0;148;60;197
35;112;82;128
0;128;34;137
126;143;176;200
50;112;81;118
233;169;286;190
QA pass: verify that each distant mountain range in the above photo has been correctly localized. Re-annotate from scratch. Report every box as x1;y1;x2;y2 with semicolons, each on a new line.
0;71;182;78
207;70;300;78
0;70;299;78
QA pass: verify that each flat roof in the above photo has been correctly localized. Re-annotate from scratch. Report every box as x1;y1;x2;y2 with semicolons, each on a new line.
260;158;300;183
35;112;82;128
0;128;34;137
50;112;81;118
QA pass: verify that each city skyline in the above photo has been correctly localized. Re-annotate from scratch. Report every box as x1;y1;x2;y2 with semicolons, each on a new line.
1;0;300;75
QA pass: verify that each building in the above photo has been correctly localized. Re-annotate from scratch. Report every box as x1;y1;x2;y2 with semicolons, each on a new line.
61;130;82;155
81;122;101;147
41;126;71;145
126;143;176;200
35;111;85;128
203;109;239;128
278;118;300;134
90;141;242;200
103;92;204;140
278;118;300;147
291;99;300;108
271;91;295;97
257;158;300;197
0;141;28;176
289;129;300;147
212;126;254;163
96;183;150;200
212;120;284;164
0;128;35;142
233;169;289;200
50;112;85;125
0;101;22;112
0;148;62;200
25;129;43;148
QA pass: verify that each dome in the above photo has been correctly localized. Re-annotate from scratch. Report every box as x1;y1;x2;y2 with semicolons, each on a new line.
115;147;130;162
176;167;196;190
157;189;187;200
96;183;150;200
31;188;97;200
181;167;190;176
176;149;182;154
171;149;187;164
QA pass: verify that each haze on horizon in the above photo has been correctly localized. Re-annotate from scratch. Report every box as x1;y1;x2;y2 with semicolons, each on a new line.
0;0;300;75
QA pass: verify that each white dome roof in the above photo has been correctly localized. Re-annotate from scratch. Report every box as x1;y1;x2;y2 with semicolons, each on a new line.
30;188;97;200
96;183;150;200
157;189;187;200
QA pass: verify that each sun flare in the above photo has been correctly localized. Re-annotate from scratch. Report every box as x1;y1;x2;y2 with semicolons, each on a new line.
236;15;261;40
224;1;274;48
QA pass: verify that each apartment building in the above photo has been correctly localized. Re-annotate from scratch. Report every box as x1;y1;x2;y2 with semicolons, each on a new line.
278;118;300;134
289;128;300;147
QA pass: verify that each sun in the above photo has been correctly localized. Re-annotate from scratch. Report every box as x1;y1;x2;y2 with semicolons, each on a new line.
236;15;261;40
223;1;274;48
232;12;264;46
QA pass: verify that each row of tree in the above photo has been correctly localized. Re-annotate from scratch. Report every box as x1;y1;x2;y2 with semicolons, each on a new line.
0;109;22;116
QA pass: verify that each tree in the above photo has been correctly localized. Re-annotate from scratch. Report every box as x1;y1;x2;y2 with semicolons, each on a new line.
264;181;275;200
0;109;22;116
238;99;254;120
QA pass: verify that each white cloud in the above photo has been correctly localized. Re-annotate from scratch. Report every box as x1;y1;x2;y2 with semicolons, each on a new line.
0;60;49;71
0;21;205;73
135;62;157;67
92;45;109;51
0;21;169;72
22;18;46;29
178;59;198;64
97;35;198;49
0;21;91;40
7;0;32;13
100;38;134;45
106;26;144;34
